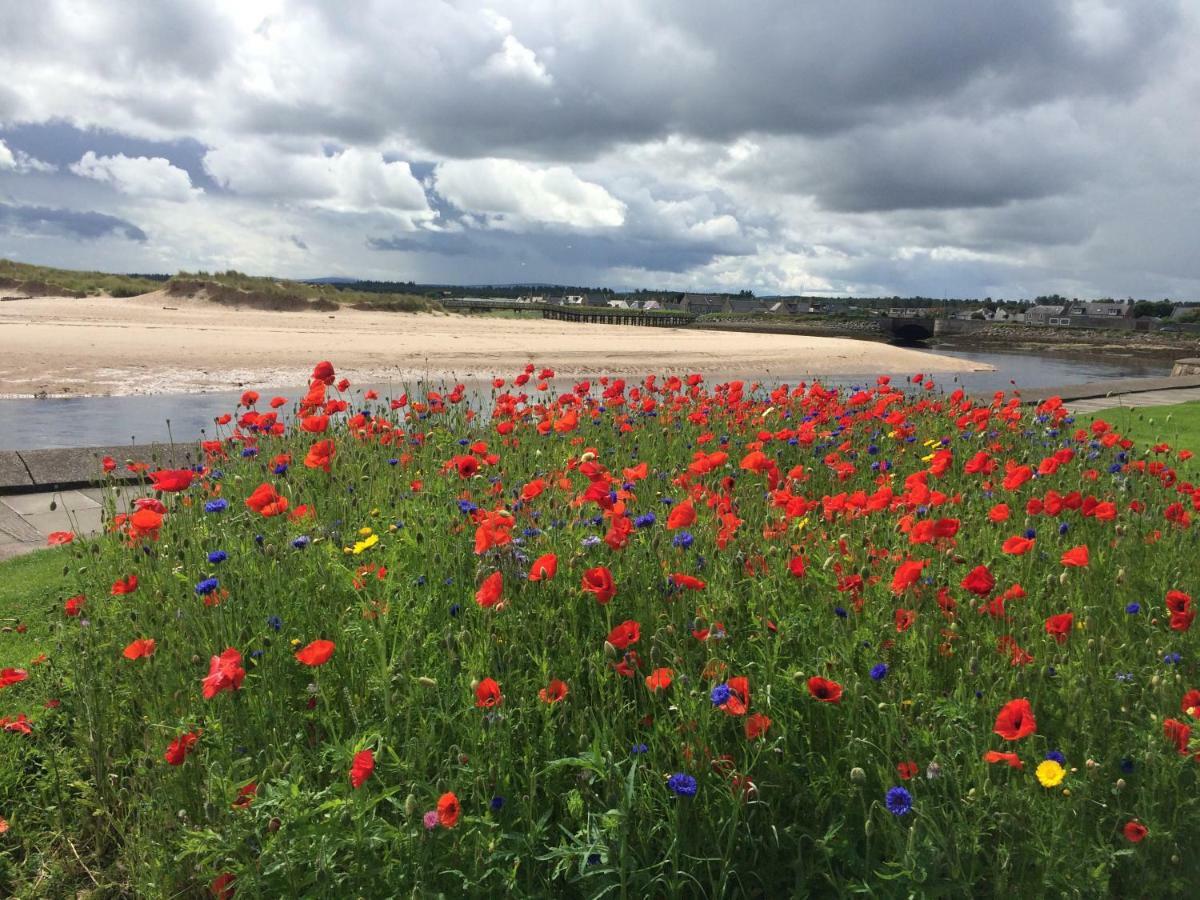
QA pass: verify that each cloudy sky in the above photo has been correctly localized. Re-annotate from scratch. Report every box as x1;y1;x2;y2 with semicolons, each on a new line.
1;1;1198;297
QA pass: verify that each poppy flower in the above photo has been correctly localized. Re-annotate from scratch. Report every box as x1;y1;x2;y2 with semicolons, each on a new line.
528;553;558;582
607;620;641;651
1181;689;1200;718
807;676;843;703
723;676;750;715
581;566;615;604
1163;718;1191;754
666;500;696;530
231;782;258;810
993;698;1036;741
122;638;156;660
895;608;916;632
670;573;706;591
896;761;919;780
64;595;85;617
0;714;32;735
1060;545;1090;568
961;565;996;597
437;791;460;828
148;469;195;492
46;531;75;546
891;559;927;594
0;668;28;689
349;749;375;788
475;571;503;609
645;668;674;692
744;712;771;740
0;816;7;834
245;483;289;517
1044;612;1074;644
538;679;568;703
475;677;503;708
1002;535;1035;555
312;360;335;384
788;556;807;578
304;439;336;472
1123;821;1148;843
202;648;245;699
983;750;1023;769
164;730;200;766
295;639;335;666
111;575;139;595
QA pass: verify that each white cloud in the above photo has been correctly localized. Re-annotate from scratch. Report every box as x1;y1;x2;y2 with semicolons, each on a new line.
0;139;56;174
70;151;199;201
435;158;625;228
203;144;431;217
478;35;553;86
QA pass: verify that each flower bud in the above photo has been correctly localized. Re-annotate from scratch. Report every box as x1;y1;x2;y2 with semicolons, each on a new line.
850;767;866;784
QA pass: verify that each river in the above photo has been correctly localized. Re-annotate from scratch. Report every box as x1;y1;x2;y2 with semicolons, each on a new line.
0;345;1174;451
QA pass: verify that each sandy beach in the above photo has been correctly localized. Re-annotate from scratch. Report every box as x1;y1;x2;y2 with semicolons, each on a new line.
0;292;989;397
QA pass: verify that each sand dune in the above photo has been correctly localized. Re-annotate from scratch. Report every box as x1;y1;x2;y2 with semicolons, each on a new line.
0;291;989;397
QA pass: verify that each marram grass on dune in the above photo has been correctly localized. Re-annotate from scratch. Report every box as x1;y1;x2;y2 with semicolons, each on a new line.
2;361;1200;896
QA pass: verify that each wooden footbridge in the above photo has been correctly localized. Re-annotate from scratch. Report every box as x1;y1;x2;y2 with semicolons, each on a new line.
441;298;695;327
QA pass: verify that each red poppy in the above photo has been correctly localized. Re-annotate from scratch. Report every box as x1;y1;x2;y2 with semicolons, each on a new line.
0;668;28;689
349;749;375;788
245;483;288;517
148;469;195;492
788;556;807;578
581;566;616;604
0;714;32;735
122;638;157;660
475;677;503;708
111;575;139;595
1163;717;1191;754
304;439;336;472
1044;612;1074;644
983;750;1023;769
295;639;335;666
300;414;330;433
312;360;335;384
807;676;843;703
475;571;503;609
1002;535;1035;555
1181;689;1200;718
891;559;927;594
437;791;461;828
988;503;1010;523
64;595;85;617
202;648;245;699
538;679;569;703
1123;820;1148;843
46;531;75;546
744;712;772;740
164;730;200;766
895;608;916;633
645;668;673;692
896;761;919;780
671;573;707;591
607;620;641;650
993;698;1036;740
1060;545;1090;568
528;553;558;582
666;500;696;530
961;565;996;597
231;782;258;810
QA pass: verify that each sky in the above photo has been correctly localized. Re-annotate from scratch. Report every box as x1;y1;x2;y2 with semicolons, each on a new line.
1;0;1198;298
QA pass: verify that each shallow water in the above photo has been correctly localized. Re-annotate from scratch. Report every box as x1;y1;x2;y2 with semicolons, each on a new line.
0;346;1174;451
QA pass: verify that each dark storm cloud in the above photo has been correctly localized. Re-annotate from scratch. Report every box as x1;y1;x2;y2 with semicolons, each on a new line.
367;233;478;257
0;202;148;242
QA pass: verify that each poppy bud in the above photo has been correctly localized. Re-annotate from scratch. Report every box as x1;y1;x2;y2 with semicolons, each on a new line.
405;794;418;816
1115;779;1125;791
268;817;282;833
1059;571;1069;585
603;641;617;659
417;677;437;687
1116;567;1126;583
850;767;866;784
191;654;201;665
470;678;479;691
1152;675;1161;687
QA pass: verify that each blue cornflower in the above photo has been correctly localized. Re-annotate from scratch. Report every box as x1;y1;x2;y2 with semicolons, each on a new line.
204;499;228;513
291;535;310;549
672;531;694;549
449;603;461;617
458;499;478;514
634;512;657;528
1125;602;1140;614
273;463;288;475
194;577;219;596
1058;521;1070;535
490;796;504;811
1023;528;1037;540
631;743;649;755
1045;750;1066;765
581;535;602;548
1164;652;1182;665
870;663;889;681
207;550;228;564
885;786;912;816
1119;757;1135;774
240;447;258;458
587;853;602;866
667;773;698;797
266;616;282;632
711;683;731;706
834;606;848;619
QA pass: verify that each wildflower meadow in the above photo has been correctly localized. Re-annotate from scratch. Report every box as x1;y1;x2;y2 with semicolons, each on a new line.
3;360;1200;896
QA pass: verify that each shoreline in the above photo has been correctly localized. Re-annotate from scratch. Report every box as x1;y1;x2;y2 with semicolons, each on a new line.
0;292;990;399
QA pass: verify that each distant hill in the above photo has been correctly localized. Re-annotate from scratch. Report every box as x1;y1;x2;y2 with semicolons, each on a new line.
304;276;360;285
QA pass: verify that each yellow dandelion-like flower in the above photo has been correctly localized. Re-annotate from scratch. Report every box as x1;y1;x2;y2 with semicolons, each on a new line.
358;526;374;537
352;533;380;555
1036;760;1065;788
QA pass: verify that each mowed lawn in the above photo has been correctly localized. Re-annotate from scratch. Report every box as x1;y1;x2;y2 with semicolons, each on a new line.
1074;400;1200;468
0;550;63;664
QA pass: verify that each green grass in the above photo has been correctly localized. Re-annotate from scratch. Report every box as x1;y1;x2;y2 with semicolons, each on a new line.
1074;401;1200;454
0;259;160;298
0;550;65;663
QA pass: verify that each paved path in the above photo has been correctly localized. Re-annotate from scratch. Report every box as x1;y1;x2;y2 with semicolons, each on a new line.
1019;374;1200;406
1065;386;1200;415
0;485;140;561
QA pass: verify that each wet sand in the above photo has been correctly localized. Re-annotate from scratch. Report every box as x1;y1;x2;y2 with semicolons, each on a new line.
0;292;989;397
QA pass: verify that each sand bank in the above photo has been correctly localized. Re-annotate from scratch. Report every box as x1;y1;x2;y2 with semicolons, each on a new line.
0;292;989;397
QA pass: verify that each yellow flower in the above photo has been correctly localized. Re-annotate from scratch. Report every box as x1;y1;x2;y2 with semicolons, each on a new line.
358;526;374;537
352;533;379;555
1036;760;1065;788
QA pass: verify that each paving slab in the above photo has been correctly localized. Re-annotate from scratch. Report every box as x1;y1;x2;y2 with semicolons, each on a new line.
0;503;41;542
1021;375;1200;405
22;506;103;537
0;452;33;491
